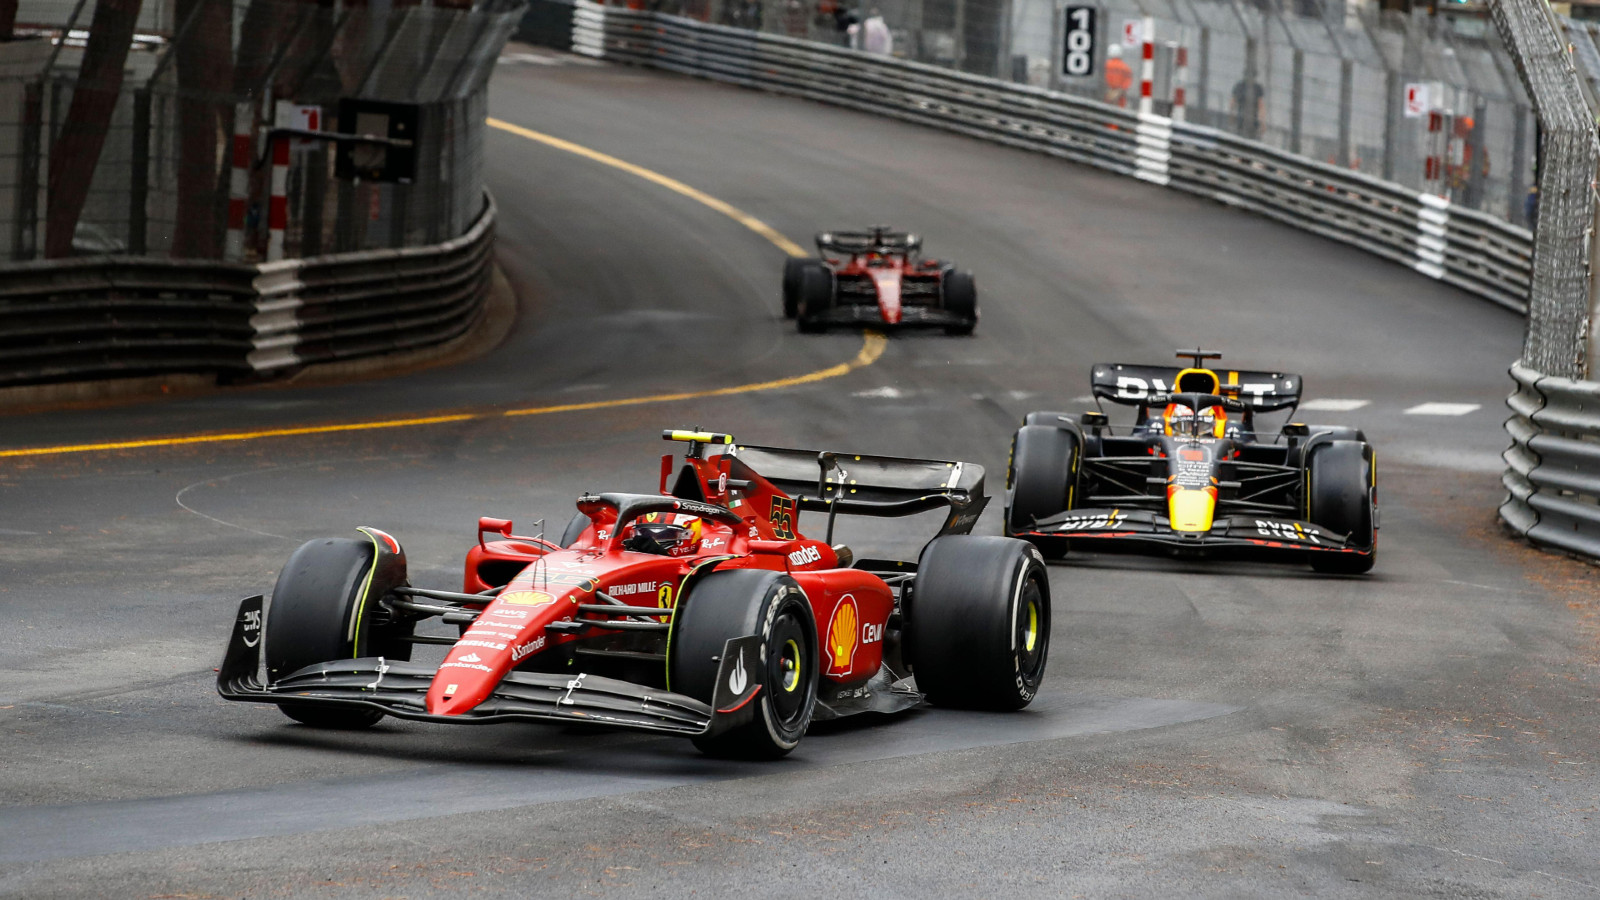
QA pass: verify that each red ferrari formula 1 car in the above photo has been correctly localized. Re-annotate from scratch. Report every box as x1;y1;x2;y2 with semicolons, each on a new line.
219;430;1049;758
1004;350;1378;574
781;226;978;335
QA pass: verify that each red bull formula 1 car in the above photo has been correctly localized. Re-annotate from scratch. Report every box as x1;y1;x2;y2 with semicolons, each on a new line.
1004;351;1377;574
219;430;1049;758
781;226;978;335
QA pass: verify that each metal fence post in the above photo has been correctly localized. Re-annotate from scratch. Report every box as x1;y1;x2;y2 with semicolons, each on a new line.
1510;103;1530;223
1290;46;1304;155
13;81;41;261
1382;68;1399;182
128;88;150;255
1337;56;1352;167
1196;25;1210;118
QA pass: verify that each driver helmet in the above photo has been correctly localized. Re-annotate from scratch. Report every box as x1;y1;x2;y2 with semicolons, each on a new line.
1163;402;1227;438
622;513;703;557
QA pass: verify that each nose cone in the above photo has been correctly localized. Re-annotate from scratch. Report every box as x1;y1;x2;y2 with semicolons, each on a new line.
425;646;505;715
1168;486;1217;532
870;268;903;324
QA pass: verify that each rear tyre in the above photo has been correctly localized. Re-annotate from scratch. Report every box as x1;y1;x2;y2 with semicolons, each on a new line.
1306;440;1377;575
796;264;833;334
1005;424;1079;557
265;535;409;728
908;536;1049;709
781;258;812;319
942;269;977;336
670;570;818;759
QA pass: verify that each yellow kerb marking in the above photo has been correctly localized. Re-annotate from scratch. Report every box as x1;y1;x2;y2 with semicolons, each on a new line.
2;124;888;460
487;117;810;259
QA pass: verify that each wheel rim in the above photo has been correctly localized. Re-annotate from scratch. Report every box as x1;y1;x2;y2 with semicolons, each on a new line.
1014;575;1047;683
779;638;802;692
768;609;810;725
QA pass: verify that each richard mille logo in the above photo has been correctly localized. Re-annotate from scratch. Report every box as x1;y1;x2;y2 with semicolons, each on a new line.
728;651;748;695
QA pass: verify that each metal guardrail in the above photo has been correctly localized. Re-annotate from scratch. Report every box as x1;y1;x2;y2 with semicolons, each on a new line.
1502;362;1600;558
572;4;1532;313
0;194;496;389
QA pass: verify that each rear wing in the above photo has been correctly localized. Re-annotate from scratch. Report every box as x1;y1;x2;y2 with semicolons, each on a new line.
727;443;987;536
1090;363;1302;412
816;230;922;256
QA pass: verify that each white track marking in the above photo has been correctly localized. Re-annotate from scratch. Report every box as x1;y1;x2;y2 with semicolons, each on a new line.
1300;398;1370;411
1405;402;1480;416
852;386;906;399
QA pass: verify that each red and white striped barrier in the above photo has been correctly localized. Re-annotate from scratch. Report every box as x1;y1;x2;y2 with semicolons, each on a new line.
266;135;289;262
225;102;252;261
1138;15;1155;118
1171;45;1189;123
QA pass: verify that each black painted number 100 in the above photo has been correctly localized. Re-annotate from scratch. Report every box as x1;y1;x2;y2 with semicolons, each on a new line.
1062;6;1096;77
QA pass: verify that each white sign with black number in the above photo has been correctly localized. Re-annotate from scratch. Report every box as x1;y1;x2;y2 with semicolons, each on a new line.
1062;6;1097;78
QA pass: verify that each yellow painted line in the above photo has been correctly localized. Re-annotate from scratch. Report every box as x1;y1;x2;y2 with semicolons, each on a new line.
3;126;888;460
504;332;886;417
1;336;883;458
0;413;480;459
486;117;810;259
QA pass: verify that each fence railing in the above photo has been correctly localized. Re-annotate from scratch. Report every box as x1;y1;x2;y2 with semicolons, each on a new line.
573;4;1531;312
0;192;495;388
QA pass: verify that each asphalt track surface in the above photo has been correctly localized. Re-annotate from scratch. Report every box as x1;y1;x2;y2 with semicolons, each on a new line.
2;48;1598;898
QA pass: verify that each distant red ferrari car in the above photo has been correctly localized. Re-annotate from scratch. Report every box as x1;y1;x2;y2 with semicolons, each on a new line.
782;226;978;335
219;430;1048;758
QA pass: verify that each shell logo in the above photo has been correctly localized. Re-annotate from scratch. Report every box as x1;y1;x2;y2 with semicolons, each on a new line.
826;594;859;677
502;590;556;606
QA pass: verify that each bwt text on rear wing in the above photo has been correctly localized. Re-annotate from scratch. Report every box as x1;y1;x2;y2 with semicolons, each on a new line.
1090;364;1303;413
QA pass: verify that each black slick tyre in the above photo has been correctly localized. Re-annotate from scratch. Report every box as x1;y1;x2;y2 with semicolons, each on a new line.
942;269;977;335
1306;440;1377;575
265;535;409;728
796;264;832;334
1005;424;1079;557
908;536;1049;709
781;257;812;319
670;569;818;759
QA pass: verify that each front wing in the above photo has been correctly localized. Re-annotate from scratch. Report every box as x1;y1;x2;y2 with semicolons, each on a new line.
811;304;971;327
1015;508;1373;559
217;595;763;738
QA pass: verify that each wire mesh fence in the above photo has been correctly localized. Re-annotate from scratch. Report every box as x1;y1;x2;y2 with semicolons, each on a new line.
0;0;520;264
1492;0;1599;379
623;0;1538;227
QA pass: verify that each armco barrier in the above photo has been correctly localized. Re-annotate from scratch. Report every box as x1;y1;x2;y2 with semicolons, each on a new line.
0;194;496;389
570;5;1532;313
1502;364;1600;558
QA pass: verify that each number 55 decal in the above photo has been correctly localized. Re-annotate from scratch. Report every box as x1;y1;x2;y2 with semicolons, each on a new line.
769;496;796;540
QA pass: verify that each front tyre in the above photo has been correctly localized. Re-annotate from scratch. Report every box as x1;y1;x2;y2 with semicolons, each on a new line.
1306;440;1377;575
796;264;833;334
942;269;977;336
670;570;818;759
908;536;1049;710
1005;424;1080;557
265;533;410;728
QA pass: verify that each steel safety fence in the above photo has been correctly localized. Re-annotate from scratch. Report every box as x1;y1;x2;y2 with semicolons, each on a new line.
534;0;1538;228
570;4;1531;311
1489;0;1600;559
0;0;520;265
0;191;495;388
